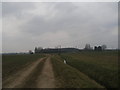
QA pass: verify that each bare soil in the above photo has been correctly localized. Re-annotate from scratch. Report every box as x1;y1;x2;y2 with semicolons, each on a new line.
3;57;45;88
37;57;56;88
3;56;56;88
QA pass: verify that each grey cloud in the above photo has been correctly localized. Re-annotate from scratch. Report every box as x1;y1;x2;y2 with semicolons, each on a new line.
2;2;35;17
2;2;118;53
20;3;91;35
21;2;117;42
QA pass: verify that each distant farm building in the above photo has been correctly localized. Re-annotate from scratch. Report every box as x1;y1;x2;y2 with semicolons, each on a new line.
94;45;107;51
34;47;80;53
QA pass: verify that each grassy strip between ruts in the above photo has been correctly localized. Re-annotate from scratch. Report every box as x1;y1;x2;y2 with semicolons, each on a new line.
3;54;45;81
60;51;118;88
22;57;47;88
51;55;104;88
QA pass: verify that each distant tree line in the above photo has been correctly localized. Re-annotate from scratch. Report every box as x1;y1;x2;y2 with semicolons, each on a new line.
34;47;80;54
29;44;108;54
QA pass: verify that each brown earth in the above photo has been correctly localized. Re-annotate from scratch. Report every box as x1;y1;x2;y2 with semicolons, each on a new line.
3;56;56;88
36;57;56;88
3;57;46;88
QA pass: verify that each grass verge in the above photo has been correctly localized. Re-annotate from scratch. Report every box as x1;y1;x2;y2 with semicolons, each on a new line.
60;51;118;88
22;58;46;88
51;55;104;88
3;54;45;80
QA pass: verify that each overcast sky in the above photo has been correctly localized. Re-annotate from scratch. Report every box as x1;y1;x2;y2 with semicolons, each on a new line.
2;2;118;53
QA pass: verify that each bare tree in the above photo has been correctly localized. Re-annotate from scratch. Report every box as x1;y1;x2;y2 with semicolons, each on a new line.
101;45;107;50
84;44;92;50
35;47;43;53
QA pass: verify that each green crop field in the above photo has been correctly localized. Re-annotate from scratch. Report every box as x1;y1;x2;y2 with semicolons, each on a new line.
2;54;45;81
60;51;118;88
2;51;118;88
51;55;104;88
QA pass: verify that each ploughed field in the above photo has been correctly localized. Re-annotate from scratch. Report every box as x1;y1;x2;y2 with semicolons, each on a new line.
2;51;118;88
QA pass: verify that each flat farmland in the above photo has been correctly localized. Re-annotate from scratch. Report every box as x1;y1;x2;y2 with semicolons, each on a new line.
60;51;118;88
2;51;118;88
2;54;45;83
51;55;104;88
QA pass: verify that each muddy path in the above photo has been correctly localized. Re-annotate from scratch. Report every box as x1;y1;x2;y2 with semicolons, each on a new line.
37;57;56;88
3;57;46;88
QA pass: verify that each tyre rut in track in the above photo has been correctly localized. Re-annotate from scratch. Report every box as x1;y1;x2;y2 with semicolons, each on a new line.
3;57;46;88
37;57;56;88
